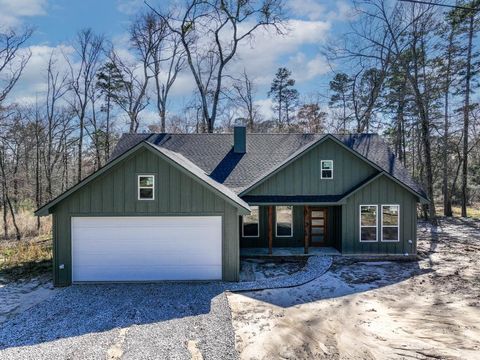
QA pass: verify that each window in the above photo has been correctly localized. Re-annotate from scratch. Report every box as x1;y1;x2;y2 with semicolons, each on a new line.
321;160;333;179
381;205;400;242
243;206;259;237
138;175;154;200
360;205;377;242
276;206;293;237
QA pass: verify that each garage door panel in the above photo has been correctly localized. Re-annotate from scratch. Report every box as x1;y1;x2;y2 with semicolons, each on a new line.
74;252;221;267
73;242;221;264
74;265;221;281
72;216;222;282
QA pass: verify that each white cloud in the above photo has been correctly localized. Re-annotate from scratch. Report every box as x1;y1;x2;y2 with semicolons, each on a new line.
288;53;330;82
288;0;354;22
107;18;333;100
234;19;331;85
116;0;144;16
255;98;274;119
0;0;48;28
326;1;355;22
288;0;326;21
7;44;74;105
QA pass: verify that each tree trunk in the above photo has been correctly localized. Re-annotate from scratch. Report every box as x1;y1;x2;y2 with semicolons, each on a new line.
105;94;111;160
0;152;21;240
77;115;84;182
2;190;8;240
461;14;474;218
443;27;454;217
35;115;41;230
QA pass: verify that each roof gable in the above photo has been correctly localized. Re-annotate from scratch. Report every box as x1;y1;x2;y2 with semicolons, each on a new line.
240;135;380;197
239;135;427;202
35;141;250;216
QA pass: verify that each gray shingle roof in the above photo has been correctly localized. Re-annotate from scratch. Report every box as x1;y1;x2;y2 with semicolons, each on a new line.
110;133;426;199
146;142;250;212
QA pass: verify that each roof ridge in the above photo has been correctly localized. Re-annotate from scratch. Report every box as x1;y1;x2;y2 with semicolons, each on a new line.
118;132;379;136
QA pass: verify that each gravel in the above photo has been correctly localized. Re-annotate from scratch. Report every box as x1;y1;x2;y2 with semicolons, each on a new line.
0;256;333;359
228;255;333;292
0;283;237;360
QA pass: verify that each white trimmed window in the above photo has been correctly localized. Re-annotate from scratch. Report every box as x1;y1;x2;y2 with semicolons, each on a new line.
360;205;377;242
381;205;400;242
321;160;333;179
242;206;259;237
276;206;293;237
138;175;155;200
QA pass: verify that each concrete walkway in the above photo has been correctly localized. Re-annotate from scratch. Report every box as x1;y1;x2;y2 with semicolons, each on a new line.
227;256;333;292
240;247;340;257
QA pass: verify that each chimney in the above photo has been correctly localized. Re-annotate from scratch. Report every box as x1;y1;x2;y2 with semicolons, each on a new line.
233;125;246;153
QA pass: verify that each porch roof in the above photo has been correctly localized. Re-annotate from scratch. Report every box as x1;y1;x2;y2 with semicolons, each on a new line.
241;194;344;205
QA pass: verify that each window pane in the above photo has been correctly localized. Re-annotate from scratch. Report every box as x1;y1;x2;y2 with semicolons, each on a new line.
383;227;398;241
276;206;292;236
321;170;332;178
243;223;259;237
311;219;324;226
361;227;377;241
322;161;333;169
139;176;154;187
244;206;259;224
382;205;399;226
361;206;377;226
311;210;324;218
243;206;259;236
139;188;153;199
312;227;324;235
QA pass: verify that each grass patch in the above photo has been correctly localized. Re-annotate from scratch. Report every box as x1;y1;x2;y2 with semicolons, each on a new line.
437;205;480;219
0;235;52;281
0;209;52;240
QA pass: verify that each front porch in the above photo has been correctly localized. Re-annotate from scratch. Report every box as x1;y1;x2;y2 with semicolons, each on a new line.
240;205;342;255
240;246;341;257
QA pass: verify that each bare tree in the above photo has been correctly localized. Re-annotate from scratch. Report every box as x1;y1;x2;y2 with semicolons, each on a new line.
107;50;150;133
459;8;477;217
44;53;71;199
231;69;260;131
148;0;285;132
132;12;185;132
67;29;104;182
0;27;33;240
297;101;327;133
334;0;439;219
0;27;33;105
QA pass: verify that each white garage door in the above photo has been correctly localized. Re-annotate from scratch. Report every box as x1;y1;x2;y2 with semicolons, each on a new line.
71;216;222;282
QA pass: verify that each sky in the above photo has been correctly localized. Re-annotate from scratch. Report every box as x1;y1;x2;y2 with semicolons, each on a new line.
1;0;356;127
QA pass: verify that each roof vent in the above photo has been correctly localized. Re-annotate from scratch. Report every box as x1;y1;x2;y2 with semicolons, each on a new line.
233;126;246;153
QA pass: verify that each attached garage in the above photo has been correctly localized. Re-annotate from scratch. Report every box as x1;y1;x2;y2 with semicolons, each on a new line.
71;216;222;282
35;141;249;286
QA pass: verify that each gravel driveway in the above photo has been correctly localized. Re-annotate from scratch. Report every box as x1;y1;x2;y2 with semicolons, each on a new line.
0;283;237;360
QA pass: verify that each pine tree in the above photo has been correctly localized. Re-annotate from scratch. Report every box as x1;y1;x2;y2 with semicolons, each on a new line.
329;73;353;133
96;62;125;160
268;67;299;129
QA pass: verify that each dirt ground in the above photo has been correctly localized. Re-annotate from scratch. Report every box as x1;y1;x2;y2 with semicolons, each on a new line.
228;218;480;360
0;274;56;324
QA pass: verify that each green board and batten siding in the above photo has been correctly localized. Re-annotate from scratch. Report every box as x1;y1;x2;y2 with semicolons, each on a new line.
342;175;418;255
51;148;240;286
247;138;378;195
242;138;419;256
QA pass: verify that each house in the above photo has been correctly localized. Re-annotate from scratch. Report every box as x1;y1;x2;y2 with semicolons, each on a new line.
35;127;428;286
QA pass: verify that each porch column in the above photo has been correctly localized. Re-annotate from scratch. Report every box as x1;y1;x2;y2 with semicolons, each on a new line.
268;205;273;255
304;206;310;254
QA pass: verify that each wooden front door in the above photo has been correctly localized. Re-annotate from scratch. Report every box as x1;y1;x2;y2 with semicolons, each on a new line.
309;207;328;246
